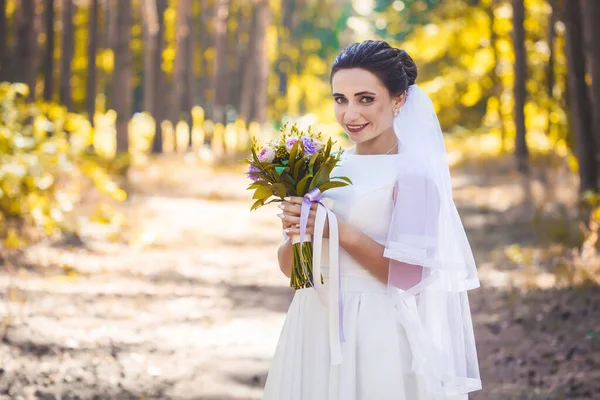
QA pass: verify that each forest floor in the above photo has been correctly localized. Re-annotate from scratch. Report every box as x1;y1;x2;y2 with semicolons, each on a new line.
1;153;599;400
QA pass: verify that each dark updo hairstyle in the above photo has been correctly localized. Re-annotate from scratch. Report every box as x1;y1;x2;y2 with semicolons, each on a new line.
330;40;417;97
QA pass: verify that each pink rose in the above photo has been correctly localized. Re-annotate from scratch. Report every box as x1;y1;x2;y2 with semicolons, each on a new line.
285;137;299;152
313;139;324;152
258;146;276;162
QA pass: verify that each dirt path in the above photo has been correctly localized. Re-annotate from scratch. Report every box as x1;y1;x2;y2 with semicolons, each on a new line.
1;157;599;399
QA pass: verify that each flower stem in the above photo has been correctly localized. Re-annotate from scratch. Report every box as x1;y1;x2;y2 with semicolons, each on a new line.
290;241;324;290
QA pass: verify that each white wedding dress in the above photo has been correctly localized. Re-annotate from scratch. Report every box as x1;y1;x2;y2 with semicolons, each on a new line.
263;150;467;400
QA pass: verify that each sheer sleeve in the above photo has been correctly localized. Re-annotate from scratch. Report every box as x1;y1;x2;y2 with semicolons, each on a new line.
384;173;481;397
385;173;440;297
382;84;481;397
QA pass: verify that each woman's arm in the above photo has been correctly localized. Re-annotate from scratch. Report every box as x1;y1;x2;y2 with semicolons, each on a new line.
338;219;389;283
278;196;391;284
277;238;293;278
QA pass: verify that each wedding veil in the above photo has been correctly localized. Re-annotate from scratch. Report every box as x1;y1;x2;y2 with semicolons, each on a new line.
384;84;482;397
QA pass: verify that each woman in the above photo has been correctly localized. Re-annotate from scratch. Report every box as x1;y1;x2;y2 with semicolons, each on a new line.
263;40;481;400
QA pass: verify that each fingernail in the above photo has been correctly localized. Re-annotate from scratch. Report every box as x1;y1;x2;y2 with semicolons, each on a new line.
284;229;290;234
278;204;285;210
284;196;291;201
277;213;284;219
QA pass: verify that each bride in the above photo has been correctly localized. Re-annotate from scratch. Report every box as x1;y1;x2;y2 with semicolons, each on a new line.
263;40;481;400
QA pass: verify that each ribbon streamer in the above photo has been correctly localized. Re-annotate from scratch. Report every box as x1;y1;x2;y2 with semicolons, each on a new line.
299;188;345;365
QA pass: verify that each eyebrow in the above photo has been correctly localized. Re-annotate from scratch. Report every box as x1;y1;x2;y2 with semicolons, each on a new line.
332;91;377;97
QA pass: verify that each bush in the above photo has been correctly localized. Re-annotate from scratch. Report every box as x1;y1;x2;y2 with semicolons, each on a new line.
0;82;124;251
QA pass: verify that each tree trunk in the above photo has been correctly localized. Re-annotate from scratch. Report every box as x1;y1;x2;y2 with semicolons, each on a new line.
113;0;132;155
251;0;269;124
228;2;249;113
564;0;597;193
545;0;557;138
60;0;74;109
212;0;229;123
143;0;167;154
488;0;506;152
581;0;600;161
153;0;167;154
104;0;117;110
512;0;529;174
239;5;257;123
197;0;212;111
278;0;294;95
87;0;98;125
43;0;55;101
0;0;7;82
142;0;159;115
14;0;37;98
186;1;196;149
172;0;192;150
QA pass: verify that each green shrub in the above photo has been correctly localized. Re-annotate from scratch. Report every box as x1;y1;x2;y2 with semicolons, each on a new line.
0;82;124;250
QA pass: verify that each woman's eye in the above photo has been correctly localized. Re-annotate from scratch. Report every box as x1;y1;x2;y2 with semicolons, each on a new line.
360;96;374;104
334;97;346;104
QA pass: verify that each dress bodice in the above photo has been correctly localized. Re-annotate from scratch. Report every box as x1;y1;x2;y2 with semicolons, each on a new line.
320;150;400;278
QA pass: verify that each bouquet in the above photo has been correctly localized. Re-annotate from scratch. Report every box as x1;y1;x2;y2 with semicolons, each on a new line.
244;123;352;289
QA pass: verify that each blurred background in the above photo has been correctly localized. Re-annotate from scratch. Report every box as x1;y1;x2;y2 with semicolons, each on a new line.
0;0;599;399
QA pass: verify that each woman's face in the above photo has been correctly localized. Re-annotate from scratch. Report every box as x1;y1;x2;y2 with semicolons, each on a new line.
331;68;404;144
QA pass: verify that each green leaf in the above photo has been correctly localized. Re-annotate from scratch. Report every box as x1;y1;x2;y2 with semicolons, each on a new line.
264;198;282;206
250;146;261;164
272;183;288;198
319;180;350;192
284;173;296;185
250;198;265;211
283;182;296;196
250;149;269;176
247;181;270;190
331;176;353;184
252;185;273;200
288;140;301;172
325;137;332;157
308;152;319;174
296;175;312;196
309;165;331;191
293;156;306;178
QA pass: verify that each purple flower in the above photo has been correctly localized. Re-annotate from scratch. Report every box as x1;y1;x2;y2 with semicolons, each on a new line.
247;164;261;182
285;137;298;152
301;136;316;156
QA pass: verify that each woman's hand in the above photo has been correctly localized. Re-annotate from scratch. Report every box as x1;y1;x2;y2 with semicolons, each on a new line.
278;196;330;238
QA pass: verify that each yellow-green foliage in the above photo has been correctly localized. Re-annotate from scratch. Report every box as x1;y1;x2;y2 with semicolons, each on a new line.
245;124;351;211
0;83;124;249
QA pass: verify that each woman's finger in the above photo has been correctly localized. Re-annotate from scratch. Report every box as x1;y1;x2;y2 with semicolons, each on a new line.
284;196;319;208
278;213;315;228
284;196;304;205
279;214;300;225
284;227;314;236
279;201;318;215
279;202;301;216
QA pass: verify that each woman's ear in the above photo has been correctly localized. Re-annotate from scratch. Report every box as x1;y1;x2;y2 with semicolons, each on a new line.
398;91;407;107
393;92;407;109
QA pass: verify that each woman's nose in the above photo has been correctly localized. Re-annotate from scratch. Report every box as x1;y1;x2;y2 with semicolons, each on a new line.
344;107;360;122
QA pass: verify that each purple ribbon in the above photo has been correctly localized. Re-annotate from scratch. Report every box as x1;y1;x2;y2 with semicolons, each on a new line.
299;188;346;347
